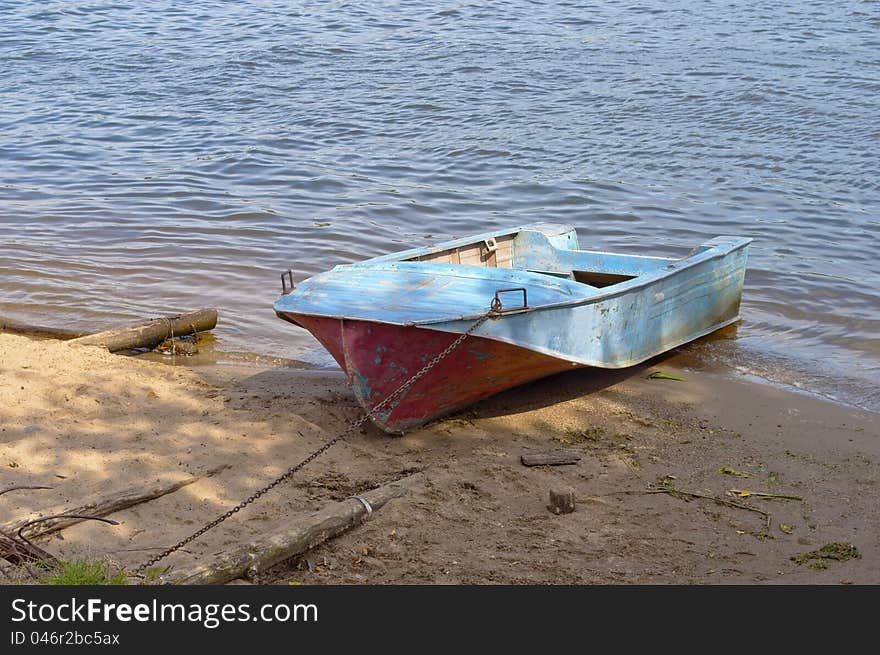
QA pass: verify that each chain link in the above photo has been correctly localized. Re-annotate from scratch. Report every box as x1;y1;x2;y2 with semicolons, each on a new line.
136;307;497;575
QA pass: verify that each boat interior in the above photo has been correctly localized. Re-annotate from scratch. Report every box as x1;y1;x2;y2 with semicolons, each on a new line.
393;224;678;289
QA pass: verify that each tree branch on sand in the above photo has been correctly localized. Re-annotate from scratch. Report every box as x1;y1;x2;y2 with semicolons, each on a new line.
3;466;229;540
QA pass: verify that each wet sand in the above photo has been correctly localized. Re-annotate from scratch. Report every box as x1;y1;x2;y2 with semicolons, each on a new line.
1;333;877;584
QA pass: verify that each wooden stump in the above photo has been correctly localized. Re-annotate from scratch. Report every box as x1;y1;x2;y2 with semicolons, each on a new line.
548;488;576;515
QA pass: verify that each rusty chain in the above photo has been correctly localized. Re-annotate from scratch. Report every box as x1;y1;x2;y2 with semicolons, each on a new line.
136;303;501;575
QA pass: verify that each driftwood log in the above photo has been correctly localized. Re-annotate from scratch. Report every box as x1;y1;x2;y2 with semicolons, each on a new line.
67;308;218;353
3;466;228;540
521;452;581;467
160;472;424;585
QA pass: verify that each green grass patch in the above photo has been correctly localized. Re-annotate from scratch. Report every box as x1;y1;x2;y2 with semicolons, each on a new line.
40;559;127;586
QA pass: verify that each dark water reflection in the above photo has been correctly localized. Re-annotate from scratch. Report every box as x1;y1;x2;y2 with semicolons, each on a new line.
1;1;877;409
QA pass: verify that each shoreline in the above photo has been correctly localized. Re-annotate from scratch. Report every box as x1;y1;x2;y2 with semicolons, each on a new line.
139;332;879;417
12;314;879;415
1;333;877;584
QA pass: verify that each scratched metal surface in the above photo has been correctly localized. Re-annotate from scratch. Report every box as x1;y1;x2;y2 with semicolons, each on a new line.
277;261;582;323
338;319;579;433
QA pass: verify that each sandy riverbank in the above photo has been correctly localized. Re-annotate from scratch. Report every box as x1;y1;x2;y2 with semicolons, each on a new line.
1;332;877;584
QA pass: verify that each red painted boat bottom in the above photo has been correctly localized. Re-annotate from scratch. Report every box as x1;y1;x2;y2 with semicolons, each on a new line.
280;312;580;433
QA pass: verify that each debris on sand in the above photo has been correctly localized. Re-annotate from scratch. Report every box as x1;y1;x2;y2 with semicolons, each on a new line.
719;466;751;478
728;489;803;501
648;476;771;530
791;542;861;570
647;371;687;381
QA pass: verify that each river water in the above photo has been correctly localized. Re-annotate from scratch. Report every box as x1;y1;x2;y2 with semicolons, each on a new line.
1;1;878;409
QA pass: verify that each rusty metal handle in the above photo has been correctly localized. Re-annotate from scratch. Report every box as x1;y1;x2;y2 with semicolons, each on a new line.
281;270;295;295
492;287;528;313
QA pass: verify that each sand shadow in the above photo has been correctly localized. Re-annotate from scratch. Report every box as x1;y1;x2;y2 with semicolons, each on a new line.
438;325;741;423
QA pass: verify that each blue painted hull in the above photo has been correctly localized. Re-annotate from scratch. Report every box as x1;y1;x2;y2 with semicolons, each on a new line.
274;224;751;430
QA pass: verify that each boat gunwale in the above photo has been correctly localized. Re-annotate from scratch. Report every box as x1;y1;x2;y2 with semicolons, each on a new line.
275;236;752;326
354;223;680;267
410;235;752;324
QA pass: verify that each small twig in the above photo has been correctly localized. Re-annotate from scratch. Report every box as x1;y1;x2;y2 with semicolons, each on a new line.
112;547;190;553
648;486;771;530
0;485;53;497
728;489;803;501
589;490;642;497
596;485;776;531
16;515;119;549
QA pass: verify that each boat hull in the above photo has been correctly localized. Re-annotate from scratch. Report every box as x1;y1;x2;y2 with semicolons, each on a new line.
278;313;581;433
273;224;751;433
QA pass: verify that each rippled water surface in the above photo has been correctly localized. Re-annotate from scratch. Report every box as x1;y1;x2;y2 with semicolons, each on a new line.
2;1;878;409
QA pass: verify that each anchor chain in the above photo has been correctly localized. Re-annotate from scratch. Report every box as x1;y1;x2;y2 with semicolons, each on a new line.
136;304;500;575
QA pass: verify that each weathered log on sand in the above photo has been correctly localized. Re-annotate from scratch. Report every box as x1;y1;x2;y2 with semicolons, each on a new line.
67;308;218;353
0;320;87;340
160;472;424;585
3;466;229;539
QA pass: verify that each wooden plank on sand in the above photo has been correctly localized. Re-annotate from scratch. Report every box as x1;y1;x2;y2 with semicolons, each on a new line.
521;452;581;467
